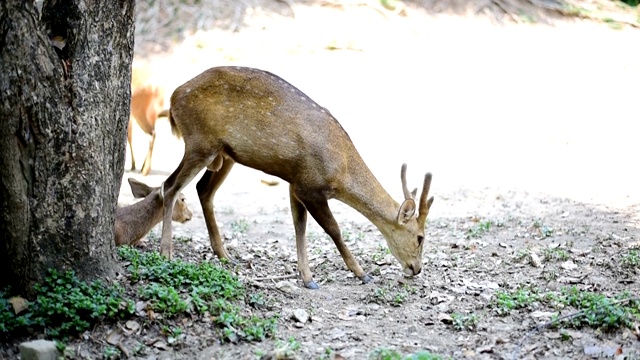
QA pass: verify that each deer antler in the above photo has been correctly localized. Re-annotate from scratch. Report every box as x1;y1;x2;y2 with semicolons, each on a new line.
417;173;434;227
400;163;417;200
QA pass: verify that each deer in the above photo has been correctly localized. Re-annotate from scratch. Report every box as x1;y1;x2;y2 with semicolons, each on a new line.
128;66;167;176
159;66;434;289
115;178;192;247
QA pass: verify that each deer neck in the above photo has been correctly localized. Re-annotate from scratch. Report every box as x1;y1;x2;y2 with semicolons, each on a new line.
337;162;400;233
115;193;163;245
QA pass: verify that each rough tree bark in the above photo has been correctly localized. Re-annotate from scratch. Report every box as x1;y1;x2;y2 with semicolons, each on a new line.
0;1;135;296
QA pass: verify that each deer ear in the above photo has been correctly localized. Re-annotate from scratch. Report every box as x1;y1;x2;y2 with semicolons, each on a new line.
397;199;416;225
128;178;154;198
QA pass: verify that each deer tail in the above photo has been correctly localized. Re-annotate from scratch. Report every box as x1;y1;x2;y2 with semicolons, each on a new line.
166;108;182;139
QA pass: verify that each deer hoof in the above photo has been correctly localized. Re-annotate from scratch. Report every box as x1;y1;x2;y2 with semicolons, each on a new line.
360;274;374;284
304;280;320;290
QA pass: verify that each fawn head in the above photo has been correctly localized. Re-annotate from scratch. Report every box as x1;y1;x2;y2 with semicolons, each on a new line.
382;164;434;277
128;178;192;223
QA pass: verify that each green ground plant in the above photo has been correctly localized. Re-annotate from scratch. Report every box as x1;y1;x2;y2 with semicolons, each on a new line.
365;284;417;307
621;250;640;267
118;246;277;342
451;312;480;331
493;285;640;331
542;247;570;262
0;247;277;344
0;269;135;340
466;220;492;238
370;347;445;360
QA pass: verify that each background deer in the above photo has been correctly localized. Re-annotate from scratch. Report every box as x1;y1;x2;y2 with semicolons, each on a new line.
160;66;434;289
115;178;192;247
128;66;167;176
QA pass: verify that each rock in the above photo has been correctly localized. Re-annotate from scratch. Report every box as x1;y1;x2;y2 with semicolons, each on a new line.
126;320;141;332
19;340;59;360
437;313;453;324
9;296;28;314
292;308;309;324
529;252;542;267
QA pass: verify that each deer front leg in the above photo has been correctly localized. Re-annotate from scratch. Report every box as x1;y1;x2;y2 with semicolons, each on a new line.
196;158;236;262
295;189;373;285
289;186;318;289
161;151;215;258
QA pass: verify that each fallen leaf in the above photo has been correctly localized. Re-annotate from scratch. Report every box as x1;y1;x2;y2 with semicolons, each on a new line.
545;332;562;339
530;310;556;319
275;281;299;294
153;341;168;350
561;329;583;339
106;329;121;345
557;275;588;284
337;308;359;321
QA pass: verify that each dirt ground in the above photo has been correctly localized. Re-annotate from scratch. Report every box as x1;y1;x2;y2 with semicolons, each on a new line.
16;1;640;359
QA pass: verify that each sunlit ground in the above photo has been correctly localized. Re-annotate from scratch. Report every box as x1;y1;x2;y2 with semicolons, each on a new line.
124;5;640;224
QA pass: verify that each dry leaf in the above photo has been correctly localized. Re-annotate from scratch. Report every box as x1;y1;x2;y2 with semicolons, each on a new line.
106;329;121;345
530;310;556;319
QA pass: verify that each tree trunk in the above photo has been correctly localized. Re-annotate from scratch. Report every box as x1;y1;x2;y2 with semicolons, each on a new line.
0;0;135;296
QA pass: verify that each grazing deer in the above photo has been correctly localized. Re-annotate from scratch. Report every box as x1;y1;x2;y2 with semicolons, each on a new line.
160;66;434;289
128;67;167;176
115;178;192;247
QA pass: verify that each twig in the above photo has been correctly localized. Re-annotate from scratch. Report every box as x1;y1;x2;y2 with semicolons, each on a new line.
244;278;297;297
251;274;298;282
511;297;640;360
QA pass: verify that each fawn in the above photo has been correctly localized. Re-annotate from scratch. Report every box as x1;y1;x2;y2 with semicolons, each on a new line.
115;178;192;246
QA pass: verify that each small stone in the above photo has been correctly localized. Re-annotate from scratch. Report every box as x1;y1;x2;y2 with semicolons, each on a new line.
437;313;453;324
292;308;309;324
126;320;141;332
529;252;542;267
19;340;59;360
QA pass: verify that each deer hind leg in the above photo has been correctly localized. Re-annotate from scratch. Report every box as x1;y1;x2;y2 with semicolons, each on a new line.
141;129;156;176
294;188;373;285
289;186;318;289
196;156;236;262
127;119;136;170
160;148;217;259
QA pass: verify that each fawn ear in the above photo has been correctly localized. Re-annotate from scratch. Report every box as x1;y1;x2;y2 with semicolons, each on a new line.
397;199;416;225
128;178;154;198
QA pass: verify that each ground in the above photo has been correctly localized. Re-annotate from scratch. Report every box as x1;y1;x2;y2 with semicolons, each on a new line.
6;1;640;359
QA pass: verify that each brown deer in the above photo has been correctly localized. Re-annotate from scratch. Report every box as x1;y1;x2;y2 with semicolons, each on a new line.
128;67;167;176
115;178;192;247
160;66;434;289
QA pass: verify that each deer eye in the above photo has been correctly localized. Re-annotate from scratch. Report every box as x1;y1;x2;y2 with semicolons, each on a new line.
417;235;424;245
